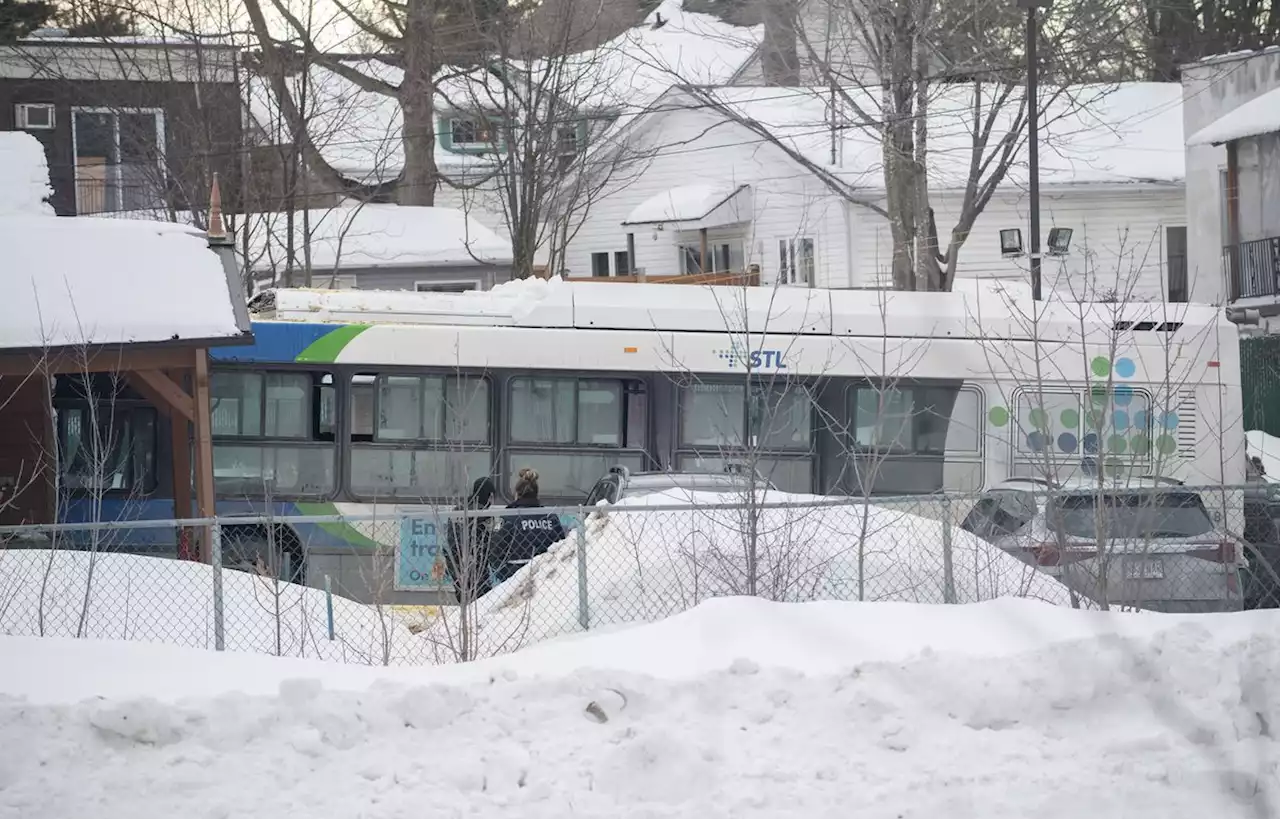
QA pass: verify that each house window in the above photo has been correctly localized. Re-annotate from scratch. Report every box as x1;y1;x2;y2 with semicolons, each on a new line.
614;251;630;276
1166;226;1188;302
591;252;610;277
414;280;479;293
678;242;738;275
779;237;815;285
450;117;493;146
72;108;165;214
209;370;336;497
556;123;584;171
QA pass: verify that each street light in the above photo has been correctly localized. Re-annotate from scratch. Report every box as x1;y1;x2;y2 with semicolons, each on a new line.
1046;227;1072;257
1017;0;1052;300
1000;228;1025;258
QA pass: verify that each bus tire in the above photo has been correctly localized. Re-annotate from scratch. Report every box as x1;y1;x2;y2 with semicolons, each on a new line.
220;524;307;584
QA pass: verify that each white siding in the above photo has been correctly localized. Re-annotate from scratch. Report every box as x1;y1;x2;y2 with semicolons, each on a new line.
850;187;1187;300
565;108;851;286
434;180;552;268
1181;49;1280;304
731;0;877;85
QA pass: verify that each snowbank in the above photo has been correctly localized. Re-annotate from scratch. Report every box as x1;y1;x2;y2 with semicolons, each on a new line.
1;597;1276;818
420;489;1076;659
0;550;419;664
242;202;512;274
0;132;54;216
1247;430;1280;483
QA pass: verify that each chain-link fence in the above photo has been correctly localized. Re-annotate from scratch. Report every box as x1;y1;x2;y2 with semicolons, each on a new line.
2;484;1278;666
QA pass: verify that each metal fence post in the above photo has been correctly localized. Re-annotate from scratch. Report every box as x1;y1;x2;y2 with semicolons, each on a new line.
941;496;957;604
210;521;226;651
324;574;335;640
575;511;590;630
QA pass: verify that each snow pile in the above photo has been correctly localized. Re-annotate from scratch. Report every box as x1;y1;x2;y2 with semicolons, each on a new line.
0;216;244;349
704;83;1185;187
0;550;419;664
624;183;746;224
243;202;512;274
420;489;1075;660
1246;430;1280;483
262;274;570;324
1;597;1277;818
1187;86;1280;145
0;132;54;216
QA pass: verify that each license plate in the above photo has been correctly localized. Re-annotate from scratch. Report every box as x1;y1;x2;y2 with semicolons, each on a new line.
1123;558;1165;580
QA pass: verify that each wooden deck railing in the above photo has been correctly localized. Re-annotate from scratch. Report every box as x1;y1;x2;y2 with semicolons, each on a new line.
565;268;761;287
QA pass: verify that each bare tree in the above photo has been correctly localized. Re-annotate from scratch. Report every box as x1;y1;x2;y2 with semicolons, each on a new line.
667;0;1132;292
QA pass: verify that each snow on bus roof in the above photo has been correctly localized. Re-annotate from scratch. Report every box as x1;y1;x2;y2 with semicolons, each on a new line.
254;277;1227;344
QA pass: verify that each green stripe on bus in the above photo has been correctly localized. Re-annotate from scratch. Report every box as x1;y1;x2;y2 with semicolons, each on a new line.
296;325;370;363
294;502;383;549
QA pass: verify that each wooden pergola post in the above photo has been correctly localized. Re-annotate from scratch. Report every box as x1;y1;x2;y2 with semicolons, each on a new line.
191;348;216;562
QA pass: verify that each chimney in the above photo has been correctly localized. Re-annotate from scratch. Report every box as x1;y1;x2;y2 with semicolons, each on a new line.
207;172;231;247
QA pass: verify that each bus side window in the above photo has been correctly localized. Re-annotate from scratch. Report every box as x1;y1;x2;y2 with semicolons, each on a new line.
315;374;336;442
350;373;376;443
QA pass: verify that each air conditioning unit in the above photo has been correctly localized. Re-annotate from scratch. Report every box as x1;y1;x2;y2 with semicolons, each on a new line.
15;103;55;130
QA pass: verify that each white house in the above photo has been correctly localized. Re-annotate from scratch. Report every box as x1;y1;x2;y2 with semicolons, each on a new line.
564;83;1189;298
1182;47;1280;317
246;0;762;259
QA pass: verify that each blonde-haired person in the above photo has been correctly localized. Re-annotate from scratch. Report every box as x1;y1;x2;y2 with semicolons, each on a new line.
491;467;566;583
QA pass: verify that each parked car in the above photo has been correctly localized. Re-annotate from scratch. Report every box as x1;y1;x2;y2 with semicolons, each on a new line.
584;463;777;506
960;477;1243;612
1242;483;1280;609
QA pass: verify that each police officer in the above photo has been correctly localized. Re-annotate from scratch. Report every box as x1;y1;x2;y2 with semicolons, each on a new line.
492;467;565;583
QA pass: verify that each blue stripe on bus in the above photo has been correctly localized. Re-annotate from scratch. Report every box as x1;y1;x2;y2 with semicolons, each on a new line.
210;322;338;364
58;498;364;551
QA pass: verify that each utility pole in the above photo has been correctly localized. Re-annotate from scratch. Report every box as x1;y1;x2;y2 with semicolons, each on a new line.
1018;0;1052;301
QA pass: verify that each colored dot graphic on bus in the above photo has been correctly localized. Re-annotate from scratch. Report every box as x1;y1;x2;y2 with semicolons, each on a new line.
982;353;1179;455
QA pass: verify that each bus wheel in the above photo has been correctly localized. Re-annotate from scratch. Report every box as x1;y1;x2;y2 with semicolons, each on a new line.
221;525;306;584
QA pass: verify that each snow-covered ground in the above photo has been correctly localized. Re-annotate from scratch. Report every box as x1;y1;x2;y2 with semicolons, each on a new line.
0;550;420;664
1;597;1276;818
418;489;1076;660
1247;430;1280;483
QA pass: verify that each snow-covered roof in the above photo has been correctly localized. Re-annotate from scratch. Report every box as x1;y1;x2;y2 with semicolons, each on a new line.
688;83;1185;188
243;203;511;274
246;0;759;185
1186;86;1280;146
1;217;249;351
0;136;247;351
623;183;749;224
0;133;54;216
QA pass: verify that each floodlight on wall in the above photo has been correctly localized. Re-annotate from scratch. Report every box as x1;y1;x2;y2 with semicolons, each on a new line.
1000;228;1024;258
1046;227;1073;257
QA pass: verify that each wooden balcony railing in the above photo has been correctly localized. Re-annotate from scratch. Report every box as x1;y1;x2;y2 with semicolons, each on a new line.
566;267;761;287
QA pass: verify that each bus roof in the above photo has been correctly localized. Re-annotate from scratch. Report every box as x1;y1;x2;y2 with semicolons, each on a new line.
250;278;1230;344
